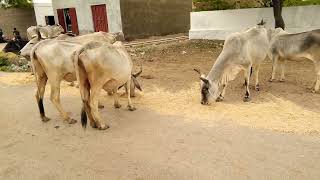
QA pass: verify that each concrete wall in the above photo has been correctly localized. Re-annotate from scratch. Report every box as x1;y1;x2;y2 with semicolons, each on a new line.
52;0;122;34
33;2;54;26
120;0;192;40
0;8;37;38
189;5;320;40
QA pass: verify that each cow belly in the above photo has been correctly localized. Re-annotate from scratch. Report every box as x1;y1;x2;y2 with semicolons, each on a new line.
64;73;76;82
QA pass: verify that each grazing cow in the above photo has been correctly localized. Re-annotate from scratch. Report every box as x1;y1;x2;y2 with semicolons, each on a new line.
194;22;269;104
268;29;320;93
27;25;64;40
74;41;137;130
30;32;141;124
2;39;28;54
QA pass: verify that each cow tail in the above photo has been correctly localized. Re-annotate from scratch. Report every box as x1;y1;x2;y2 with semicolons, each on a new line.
73;45;89;129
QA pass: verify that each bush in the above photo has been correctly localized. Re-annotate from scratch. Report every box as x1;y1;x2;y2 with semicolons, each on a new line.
284;0;320;6
192;0;320;11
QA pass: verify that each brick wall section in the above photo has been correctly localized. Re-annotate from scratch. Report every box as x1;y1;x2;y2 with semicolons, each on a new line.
0;8;37;39
120;0;192;40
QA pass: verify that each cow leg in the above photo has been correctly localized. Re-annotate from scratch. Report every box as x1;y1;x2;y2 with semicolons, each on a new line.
35;74;49;122
216;83;228;102
126;79;136;111
243;67;251;102
312;63;320;93
279;59;286;82
90;85;109;130
269;55;279;82
33;59;50;122
49;80;77;124
113;89;121;109
254;64;261;91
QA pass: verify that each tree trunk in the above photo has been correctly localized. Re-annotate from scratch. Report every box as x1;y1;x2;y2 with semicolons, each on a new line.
272;0;285;29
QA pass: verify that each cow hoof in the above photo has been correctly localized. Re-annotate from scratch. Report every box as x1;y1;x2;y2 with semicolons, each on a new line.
128;106;136;111
41;116;51;122
68;119;77;124
269;79;274;82
90;122;98;128
114;104;122;109
255;85;260;91
98;124;110;130
279;79;285;82
98;104;104;109
243;97;251;102
216;96;224;102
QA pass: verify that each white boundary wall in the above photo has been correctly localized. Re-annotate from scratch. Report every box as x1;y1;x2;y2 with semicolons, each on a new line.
33;0;53;26
189;5;320;40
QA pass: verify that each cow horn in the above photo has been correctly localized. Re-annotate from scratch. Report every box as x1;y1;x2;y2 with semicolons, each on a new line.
258;19;266;26
36;28;42;41
133;66;143;78
194;68;202;75
200;77;209;84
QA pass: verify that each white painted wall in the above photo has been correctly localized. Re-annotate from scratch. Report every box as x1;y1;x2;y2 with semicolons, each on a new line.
33;0;54;26
189;5;320;40
52;0;122;34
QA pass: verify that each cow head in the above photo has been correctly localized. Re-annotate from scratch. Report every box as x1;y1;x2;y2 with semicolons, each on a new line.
130;66;143;97
20;29;43;58
194;68;219;105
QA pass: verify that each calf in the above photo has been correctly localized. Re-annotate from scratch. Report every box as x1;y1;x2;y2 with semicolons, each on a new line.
74;41;137;130
269;29;320;93
194;22;269;104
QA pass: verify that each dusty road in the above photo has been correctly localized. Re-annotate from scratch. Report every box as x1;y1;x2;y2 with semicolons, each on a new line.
0;41;320;180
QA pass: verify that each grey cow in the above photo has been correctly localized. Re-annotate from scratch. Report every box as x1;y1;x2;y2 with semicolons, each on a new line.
269;29;320;93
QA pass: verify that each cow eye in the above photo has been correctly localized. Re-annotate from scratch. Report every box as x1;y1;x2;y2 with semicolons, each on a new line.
30;43;34;45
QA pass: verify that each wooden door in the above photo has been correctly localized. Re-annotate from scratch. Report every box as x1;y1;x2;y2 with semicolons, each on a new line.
91;4;108;32
69;8;79;35
57;9;66;32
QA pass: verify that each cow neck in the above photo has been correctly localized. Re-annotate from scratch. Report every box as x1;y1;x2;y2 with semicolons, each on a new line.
207;55;228;84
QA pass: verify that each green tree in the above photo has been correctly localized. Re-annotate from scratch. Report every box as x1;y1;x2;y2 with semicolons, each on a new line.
0;0;33;8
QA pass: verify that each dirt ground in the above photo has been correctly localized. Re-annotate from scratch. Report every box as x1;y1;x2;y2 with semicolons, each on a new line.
0;40;320;180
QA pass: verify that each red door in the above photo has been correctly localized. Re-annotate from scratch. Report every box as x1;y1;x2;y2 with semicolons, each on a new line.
57;9;66;33
91;4;108;32
69;8;79;35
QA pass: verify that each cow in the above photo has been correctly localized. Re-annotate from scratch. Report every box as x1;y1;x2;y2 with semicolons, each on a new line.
27;25;64;40
194;21;269;105
73;41;137;130
29;32;141;124
2;39;28;54
268;29;320;93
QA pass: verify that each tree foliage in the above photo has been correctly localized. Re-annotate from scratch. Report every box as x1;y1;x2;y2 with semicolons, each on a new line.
0;0;33;8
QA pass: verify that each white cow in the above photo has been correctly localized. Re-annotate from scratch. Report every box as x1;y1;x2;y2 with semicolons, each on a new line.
29;32;141;124
74;41;137;130
194;22;269;104
268;28;320;93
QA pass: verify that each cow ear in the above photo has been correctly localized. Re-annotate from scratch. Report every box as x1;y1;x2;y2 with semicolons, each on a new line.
132;76;142;91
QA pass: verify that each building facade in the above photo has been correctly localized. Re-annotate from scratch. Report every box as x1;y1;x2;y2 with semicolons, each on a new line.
33;0;55;26
51;0;191;39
